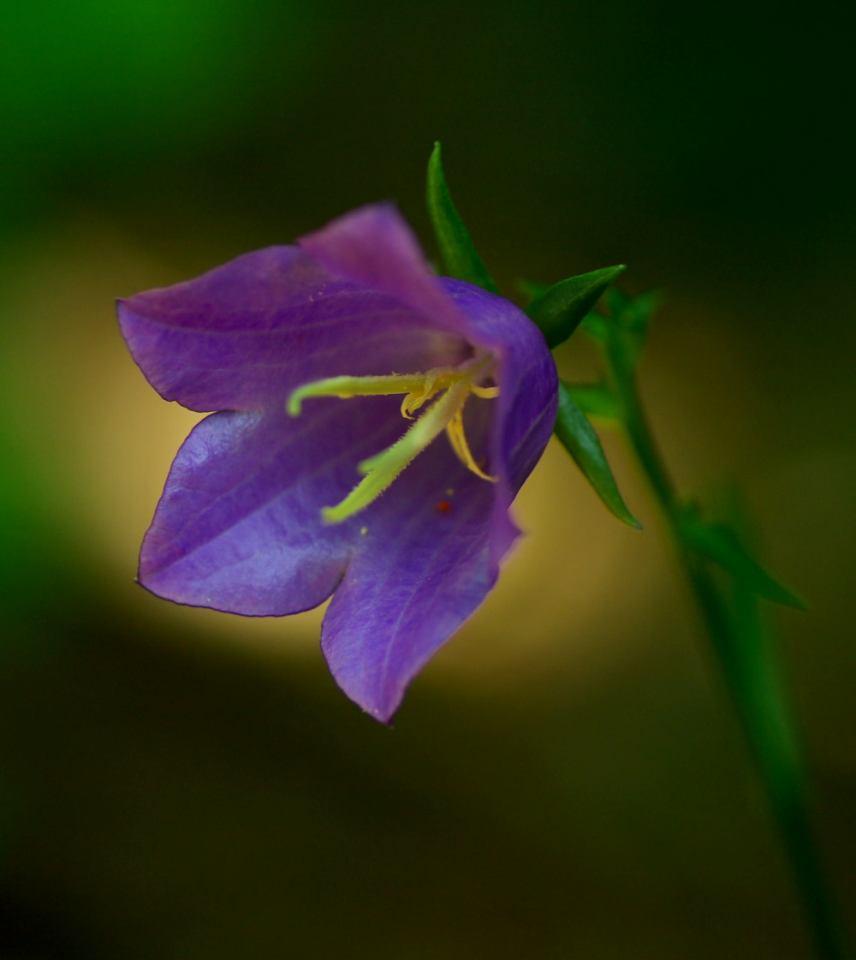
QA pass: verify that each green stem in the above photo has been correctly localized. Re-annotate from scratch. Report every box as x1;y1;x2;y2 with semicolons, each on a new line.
604;341;848;960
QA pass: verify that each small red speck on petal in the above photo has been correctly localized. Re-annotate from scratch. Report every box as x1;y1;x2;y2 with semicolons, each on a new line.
435;499;453;515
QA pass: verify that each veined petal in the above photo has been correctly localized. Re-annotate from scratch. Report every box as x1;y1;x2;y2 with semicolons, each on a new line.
299;203;491;349
123;203;559;722
118;245;466;413
321;401;497;722
139;397;405;615
440;279;558;563
321;284;557;721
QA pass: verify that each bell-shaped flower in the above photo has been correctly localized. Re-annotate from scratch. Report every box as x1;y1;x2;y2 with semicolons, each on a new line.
118;204;557;720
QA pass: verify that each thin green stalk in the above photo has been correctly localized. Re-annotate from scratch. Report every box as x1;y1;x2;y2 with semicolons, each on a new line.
419;140;847;956
604;343;848;960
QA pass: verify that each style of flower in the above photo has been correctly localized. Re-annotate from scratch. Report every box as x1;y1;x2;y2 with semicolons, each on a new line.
118;204;557;720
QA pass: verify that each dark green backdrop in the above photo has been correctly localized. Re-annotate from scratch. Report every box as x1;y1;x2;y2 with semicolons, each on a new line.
1;2;853;957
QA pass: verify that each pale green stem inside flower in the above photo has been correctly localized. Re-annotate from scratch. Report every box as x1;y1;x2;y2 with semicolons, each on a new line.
286;357;499;524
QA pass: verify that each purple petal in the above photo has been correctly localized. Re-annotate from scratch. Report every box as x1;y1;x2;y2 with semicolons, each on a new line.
139;397;405;616
118;244;466;413
321;285;557;721
321;407;497;722
124;204;558;721
299;203;489;346
441;279;558;562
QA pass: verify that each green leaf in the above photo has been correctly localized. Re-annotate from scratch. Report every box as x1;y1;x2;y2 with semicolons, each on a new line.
567;382;622;420
678;508;806;609
526;264;626;349
426;142;497;292
554;382;641;528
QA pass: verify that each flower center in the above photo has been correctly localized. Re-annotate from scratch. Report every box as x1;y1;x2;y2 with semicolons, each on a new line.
287;355;499;523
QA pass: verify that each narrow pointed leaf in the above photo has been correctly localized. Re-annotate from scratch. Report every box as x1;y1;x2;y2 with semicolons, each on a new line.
679;511;806;609
526;265;626;349
554;382;640;528
426;142;497;292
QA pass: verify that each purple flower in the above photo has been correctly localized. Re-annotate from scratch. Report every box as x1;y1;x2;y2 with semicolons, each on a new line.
118;204;557;721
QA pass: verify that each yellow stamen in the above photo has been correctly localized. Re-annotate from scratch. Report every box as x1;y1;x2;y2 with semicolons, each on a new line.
400;378;442;419
288;372;432;416
445;408;497;482
322;382;471;523
287;356;500;524
470;384;499;399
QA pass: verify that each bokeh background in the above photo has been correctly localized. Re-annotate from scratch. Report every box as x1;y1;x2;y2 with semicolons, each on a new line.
1;2;854;957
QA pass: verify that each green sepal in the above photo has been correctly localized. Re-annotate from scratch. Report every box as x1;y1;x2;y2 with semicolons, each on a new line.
426;142;497;292
526;265;626;349
678;505;806;609
554;381;641;528
566;382;621;420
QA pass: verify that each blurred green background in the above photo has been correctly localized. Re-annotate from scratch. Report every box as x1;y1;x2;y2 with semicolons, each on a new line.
1;1;854;956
